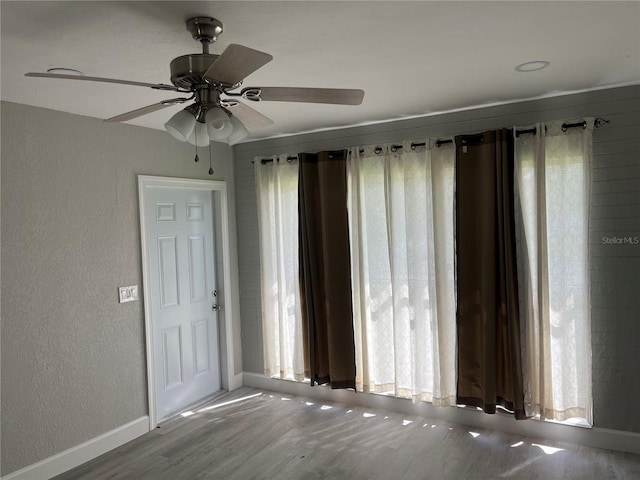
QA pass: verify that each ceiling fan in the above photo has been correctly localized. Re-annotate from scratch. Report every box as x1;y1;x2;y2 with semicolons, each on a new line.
25;16;365;146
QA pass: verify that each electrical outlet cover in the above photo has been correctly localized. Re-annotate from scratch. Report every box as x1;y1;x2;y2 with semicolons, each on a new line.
119;285;138;303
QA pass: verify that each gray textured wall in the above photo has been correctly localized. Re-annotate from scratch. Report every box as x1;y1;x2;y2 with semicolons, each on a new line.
0;101;240;475
234;86;640;433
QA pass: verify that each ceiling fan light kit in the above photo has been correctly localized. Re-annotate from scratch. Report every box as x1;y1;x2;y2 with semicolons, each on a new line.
188;122;211;148
165;109;197;142
207;122;234;141
227;116;250;146
206;107;229;130
205;107;234;141
24;16;364;171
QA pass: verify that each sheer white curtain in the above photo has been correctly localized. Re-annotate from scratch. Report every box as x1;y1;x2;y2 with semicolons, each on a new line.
514;121;593;424
255;156;305;381
348;141;456;405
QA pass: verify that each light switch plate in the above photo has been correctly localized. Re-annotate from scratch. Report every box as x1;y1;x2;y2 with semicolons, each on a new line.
118;285;138;303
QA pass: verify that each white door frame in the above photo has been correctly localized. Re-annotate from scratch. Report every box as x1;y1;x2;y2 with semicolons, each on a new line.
138;175;237;429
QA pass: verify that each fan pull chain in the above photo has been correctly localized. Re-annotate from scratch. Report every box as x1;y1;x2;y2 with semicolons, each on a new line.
194;126;200;163
208;142;214;175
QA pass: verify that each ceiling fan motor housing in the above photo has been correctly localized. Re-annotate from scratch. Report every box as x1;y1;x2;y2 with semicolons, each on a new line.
170;54;219;90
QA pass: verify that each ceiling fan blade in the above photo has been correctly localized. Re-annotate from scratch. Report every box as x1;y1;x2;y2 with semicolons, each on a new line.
104;101;180;123
204;44;273;85
257;87;365;105
228;101;274;130
25;72;179;91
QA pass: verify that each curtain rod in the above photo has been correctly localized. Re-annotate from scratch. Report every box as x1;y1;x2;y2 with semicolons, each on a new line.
256;117;610;164
562;120;587;131
515;127;537;137
259;156;297;165
562;118;609;131
514;117;610;137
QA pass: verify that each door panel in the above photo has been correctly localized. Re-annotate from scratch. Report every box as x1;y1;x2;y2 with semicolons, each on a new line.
156;202;176;222
188;235;207;303
163;326;183;388
146;186;221;420
187;203;204;221
158;236;179;308
192;319;210;375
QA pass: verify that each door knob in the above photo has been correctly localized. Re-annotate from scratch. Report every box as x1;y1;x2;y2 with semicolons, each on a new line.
212;304;221;311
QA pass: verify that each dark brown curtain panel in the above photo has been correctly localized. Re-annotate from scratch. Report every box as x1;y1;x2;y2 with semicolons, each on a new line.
298;150;356;389
455;129;526;419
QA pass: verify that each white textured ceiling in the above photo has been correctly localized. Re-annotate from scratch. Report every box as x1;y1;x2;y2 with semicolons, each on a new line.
2;1;639;142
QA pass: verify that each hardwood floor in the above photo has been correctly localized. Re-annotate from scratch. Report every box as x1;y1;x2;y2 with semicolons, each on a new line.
54;387;640;480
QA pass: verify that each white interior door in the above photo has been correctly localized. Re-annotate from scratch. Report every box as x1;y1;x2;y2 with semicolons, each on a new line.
145;186;221;420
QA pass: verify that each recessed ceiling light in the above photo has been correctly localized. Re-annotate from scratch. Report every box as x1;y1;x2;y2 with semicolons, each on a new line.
515;60;550;72
46;67;85;76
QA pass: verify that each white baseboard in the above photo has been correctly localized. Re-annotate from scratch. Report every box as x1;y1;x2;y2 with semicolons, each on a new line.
229;372;244;391
243;372;640;455
2;416;149;480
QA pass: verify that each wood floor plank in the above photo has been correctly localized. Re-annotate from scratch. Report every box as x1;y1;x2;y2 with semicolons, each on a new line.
53;387;640;480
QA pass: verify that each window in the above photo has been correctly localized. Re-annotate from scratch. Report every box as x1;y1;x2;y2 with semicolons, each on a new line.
256;122;593;424
255;156;304;381
515;122;592;424
348;141;456;405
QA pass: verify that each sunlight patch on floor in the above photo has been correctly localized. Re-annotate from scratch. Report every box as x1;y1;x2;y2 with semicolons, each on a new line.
197;392;263;412
532;443;565;455
500;457;541;477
